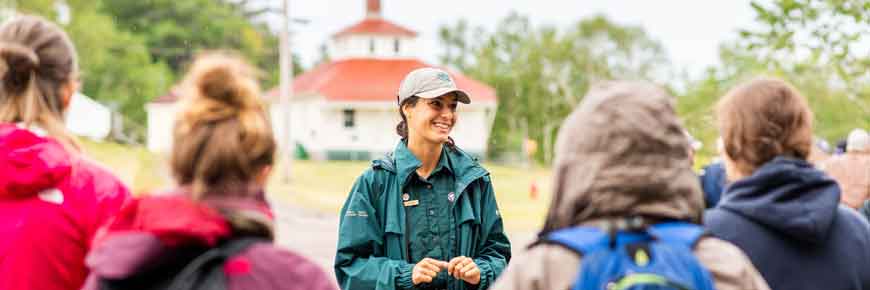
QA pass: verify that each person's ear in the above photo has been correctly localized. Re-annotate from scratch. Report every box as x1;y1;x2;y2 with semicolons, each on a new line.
255;165;273;187
60;78;79;111
402;104;413;120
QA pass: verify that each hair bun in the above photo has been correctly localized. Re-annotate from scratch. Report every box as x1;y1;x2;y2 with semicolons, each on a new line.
0;43;39;94
185;52;260;113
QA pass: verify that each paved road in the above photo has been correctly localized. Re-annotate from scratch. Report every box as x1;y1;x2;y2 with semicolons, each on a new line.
271;199;537;284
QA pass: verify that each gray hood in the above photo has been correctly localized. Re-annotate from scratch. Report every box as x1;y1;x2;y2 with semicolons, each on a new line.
541;81;704;233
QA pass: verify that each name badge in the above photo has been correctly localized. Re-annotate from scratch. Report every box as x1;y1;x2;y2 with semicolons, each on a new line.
403;200;420;207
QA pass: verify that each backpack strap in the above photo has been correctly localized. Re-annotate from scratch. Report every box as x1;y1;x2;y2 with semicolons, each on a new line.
166;237;267;290
646;222;707;248
542;227;610;255
540;220;707;255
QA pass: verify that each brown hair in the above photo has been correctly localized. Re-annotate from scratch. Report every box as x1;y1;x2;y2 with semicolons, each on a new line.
716;77;813;176
395;96;420;139
171;51;275;199
0;15;79;149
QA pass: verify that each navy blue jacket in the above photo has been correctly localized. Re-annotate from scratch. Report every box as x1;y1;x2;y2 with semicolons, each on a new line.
705;157;870;290
698;162;726;208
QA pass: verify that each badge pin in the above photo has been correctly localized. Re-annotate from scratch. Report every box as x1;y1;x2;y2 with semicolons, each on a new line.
447;192;455;202
402;193;410;201
403;200;420;207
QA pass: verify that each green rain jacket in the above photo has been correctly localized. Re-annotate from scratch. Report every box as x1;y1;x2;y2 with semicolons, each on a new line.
334;142;511;290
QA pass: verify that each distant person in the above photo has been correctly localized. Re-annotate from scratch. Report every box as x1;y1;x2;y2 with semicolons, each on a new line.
699;161;726;208
705;78;870;290
334;67;510;290
0;16;131;290
491;81;769;290
80;52;335;290
821;128;870;209
836;139;848;155
808;136;833;166
683;130;702;167
699;138;728;208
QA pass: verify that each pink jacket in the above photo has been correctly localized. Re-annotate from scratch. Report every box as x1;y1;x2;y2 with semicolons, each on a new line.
820;152;870;209
0;124;130;290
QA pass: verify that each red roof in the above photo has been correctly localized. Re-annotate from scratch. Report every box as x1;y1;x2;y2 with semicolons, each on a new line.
266;59;497;103
333;18;417;38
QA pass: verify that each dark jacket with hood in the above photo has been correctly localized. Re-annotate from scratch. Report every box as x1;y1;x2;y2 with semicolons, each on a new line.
705;157;870;290
80;192;337;290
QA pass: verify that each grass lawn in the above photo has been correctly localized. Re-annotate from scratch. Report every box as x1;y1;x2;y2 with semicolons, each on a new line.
80;140;555;232
80;139;170;194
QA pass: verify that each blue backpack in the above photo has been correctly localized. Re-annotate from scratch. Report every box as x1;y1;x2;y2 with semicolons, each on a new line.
544;221;715;290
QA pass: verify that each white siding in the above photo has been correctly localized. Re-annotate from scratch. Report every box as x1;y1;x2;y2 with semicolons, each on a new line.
268;100;497;160
145;103;179;153
270;99;326;159
65;93;112;140
451;103;497;155
151;98;497;160
330;35;419;60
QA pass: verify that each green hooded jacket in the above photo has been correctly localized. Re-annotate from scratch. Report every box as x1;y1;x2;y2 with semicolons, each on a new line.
334;142;511;290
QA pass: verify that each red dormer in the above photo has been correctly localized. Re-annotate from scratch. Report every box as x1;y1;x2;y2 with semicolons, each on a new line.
332;18;417;39
334;0;416;38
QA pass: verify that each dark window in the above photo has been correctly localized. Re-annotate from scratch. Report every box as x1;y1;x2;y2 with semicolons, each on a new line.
394;38;400;54
369;38;375;53
343;109;355;128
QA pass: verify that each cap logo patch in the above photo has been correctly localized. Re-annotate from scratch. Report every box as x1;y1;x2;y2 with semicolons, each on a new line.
437;72;452;83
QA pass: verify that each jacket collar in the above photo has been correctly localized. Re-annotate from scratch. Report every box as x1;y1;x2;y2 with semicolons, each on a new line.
374;140;488;190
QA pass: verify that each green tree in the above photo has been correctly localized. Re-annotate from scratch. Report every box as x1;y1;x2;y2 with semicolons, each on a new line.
679;0;870;159
18;0;172;142
99;0;283;87
440;13;668;164
740;0;870;90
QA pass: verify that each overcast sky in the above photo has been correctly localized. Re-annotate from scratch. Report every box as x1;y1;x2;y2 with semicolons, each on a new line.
289;0;757;77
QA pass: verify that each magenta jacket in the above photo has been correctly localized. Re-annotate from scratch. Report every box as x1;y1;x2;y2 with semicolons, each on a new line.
0;124;131;290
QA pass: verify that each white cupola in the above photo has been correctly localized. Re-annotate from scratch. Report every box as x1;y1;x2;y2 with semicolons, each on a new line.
329;0;419;60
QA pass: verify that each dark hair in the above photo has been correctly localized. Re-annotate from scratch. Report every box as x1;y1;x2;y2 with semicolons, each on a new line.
0;15;79;149
395;96;419;139
395;96;456;149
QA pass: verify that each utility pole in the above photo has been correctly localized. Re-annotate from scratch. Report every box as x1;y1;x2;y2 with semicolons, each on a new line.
279;0;293;183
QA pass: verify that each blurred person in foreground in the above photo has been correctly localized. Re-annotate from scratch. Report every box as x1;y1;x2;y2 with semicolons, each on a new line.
821;129;870;209
334;67;510;290
80;52;335;290
704;78;870;290
491;81;769;290
0;15;130;290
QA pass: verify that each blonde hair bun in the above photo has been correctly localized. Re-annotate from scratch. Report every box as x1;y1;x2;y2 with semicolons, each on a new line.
181;51;262;120
172;51;276;197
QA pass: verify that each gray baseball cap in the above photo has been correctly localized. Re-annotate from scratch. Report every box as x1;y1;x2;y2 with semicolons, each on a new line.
397;67;471;105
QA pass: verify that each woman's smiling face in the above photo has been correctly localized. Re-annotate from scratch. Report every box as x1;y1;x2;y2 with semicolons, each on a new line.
403;93;459;145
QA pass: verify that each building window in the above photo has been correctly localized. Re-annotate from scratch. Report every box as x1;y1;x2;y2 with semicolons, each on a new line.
394;38;400;54
369;38;375;53
343;109;355;128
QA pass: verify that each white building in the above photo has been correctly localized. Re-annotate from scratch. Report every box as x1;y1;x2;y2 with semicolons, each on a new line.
65;93;112;141
146;0;498;160
145;90;179;152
